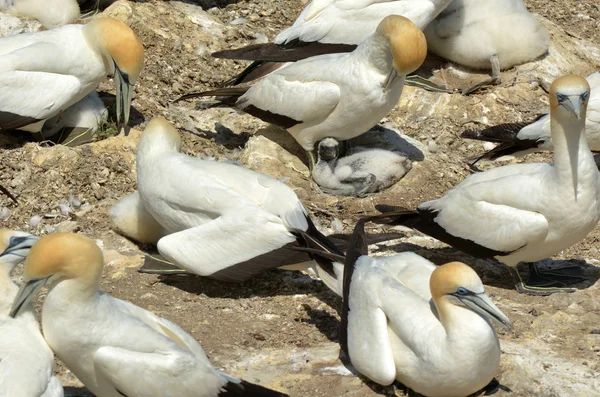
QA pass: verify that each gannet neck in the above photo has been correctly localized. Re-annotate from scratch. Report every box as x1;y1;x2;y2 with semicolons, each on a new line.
0;264;18;315
137;118;183;160
434;296;497;340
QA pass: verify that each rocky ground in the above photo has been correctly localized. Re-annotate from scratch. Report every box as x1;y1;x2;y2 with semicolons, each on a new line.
1;0;600;396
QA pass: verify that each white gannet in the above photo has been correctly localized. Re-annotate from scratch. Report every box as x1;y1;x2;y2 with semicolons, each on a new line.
0;230;63;397
370;75;600;294
0;0;80;29
178;15;427;168
312;137;412;196
462;71;600;163
213;0;451;87
423;0;549;94
9;233;289;397
339;219;512;397
0;16;143;133
110;118;343;283
40;91;108;146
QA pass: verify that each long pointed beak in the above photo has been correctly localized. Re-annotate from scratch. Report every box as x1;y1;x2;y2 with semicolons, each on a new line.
10;277;49;318
114;63;133;136
561;96;586;120
459;293;513;330
0;235;39;259
383;68;399;91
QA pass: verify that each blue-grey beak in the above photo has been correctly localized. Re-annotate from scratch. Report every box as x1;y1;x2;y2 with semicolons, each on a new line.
560;95;586;120
455;292;513;329
10;277;49;318
114;62;133;135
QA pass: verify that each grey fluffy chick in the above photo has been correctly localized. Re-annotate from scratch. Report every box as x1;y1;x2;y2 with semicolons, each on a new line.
312;137;412;197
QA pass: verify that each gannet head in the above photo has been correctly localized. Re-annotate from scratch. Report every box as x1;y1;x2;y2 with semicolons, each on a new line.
84;17;144;131
377;15;427;76
317;138;340;161
550;75;590;121
138;118;182;154
9;233;103;318
430;262;513;329
0;230;39;270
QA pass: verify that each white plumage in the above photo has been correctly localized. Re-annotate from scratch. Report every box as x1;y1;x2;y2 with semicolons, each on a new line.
0;230;62;397
312;137;412;196
0;0;79;29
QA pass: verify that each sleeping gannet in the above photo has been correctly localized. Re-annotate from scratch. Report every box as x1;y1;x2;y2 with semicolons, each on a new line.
0;0;80;29
110;118;343;283
423;0;549;94
312;137;412;196
462;71;600;163
339;219;512;397
9;233;288;397
178;15;427;169
0;17;143;133
0;230;63;397
213;0;451;87
370;75;600;295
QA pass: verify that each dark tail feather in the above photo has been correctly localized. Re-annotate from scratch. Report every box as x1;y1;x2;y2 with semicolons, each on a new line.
219;379;289;397
212;41;357;63
219;61;287;87
0;184;18;204
364;205;421;227
295;217;345;278
173;87;249;103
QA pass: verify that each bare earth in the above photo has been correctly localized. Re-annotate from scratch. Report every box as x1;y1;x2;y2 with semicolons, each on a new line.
1;0;600;396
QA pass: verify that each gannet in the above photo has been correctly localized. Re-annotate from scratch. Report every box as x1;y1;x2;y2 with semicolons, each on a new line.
110;118;343;282
0;16;143;133
178;15;427;168
213;0;451;87
462;71;600;163
340;219;512;397
370;75;600;294
423;0;549;94
312;137;412;196
0;0;80;29
41;91;108;145
0;230;63;397
9;233;288;397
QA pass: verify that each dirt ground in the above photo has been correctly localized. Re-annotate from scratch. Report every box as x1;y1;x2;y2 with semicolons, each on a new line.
1;0;600;396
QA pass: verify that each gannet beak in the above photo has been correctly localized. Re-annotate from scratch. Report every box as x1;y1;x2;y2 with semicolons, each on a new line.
383;69;399;91
457;292;513;330
10;277;50;318
114;62;133;135
560;95;585;120
0;235;39;259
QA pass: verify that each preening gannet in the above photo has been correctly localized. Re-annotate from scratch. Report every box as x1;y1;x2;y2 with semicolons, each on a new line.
0;17;143;133
371;75;600;294
462;71;600;163
423;0;549;94
312;137;412;196
0;0;80;29
340;220;512;397
9;233;289;397
178;15;427;168
110;118;342;283
213;0;451;87
0;230;63;397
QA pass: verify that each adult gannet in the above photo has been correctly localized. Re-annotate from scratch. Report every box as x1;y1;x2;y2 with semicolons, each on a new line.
312;137;412;196
340;219;512;397
178;15;427;168
462;71;600;164
111;118;343;282
9;233;288;397
370;75;600;294
213;0;451;87
0;0;80;29
0;230;63;397
0;16;143;133
423;0;549;94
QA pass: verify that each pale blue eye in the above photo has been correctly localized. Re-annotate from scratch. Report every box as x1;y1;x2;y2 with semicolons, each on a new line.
581;92;589;101
556;93;567;102
456;287;469;295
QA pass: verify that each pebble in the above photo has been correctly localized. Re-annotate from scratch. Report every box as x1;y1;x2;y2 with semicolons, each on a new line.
0;207;10;221
231;17;248;25
428;140;439;153
255;33;269;44
483;142;497;151
29;215;42;229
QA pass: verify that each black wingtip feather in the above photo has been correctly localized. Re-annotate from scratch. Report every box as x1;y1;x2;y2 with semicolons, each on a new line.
219;379;289;397
174;87;249;103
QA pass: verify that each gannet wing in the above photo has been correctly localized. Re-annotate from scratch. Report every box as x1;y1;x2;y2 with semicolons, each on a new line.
156;207;296;279
0;42;82;129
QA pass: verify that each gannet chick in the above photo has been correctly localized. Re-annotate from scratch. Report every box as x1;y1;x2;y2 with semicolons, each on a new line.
9;233;288;397
0;0;80;29
339;219;511;397
178;15;427;169
462;71;600;163
111;118;343;283
0;16;143;133
424;0;549;94
370;75;600;295
312;137;412;196
0;230;63;397
41;91;108;145
213;0;451;87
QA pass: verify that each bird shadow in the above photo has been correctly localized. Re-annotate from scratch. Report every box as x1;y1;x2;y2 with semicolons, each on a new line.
182;122;252;149
173;0;243;8
63;386;94;397
349;125;425;161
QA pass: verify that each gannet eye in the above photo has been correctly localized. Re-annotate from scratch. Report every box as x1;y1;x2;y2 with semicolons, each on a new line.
456;287;469;295
556;93;568;103
8;236;26;248
581;92;589;101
